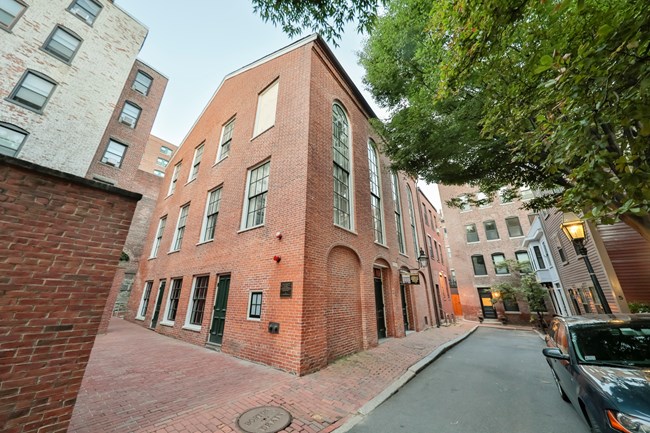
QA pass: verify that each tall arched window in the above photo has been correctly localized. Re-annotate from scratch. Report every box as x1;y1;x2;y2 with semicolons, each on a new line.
367;139;384;243
391;172;406;254
333;103;352;229
406;186;419;257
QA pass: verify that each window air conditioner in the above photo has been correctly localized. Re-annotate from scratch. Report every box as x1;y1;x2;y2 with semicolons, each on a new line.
119;114;135;127
71;6;92;24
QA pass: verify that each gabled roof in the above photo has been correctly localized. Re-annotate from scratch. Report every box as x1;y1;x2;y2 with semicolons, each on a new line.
179;34;376;148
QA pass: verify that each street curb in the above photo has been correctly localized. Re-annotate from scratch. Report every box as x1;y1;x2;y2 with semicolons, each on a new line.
333;325;479;432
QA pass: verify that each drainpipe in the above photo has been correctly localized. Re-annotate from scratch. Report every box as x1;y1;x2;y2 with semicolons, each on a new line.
416;184;441;327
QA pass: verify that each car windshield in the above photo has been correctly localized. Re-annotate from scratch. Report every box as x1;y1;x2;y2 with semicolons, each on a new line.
570;322;650;367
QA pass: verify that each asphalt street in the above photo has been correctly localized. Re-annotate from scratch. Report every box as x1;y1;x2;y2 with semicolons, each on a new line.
348;327;590;433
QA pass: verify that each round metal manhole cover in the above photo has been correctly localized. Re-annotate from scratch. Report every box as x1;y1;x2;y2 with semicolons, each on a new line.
236;406;292;433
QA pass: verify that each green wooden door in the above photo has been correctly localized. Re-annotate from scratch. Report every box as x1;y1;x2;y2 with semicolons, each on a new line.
209;275;230;344
150;280;166;328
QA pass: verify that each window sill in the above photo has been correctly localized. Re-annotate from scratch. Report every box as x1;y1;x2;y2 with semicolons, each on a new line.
466;241;480;244
135;316;145;321
99;161;122;170
250;125;275;141
182;324;201;332
213;155;228;167
168;249;180;255
508;235;525;239
238;224;265;234
486;239;501;242
5;97;45;115
504;311;522;315
247;317;261;322
196;239;213;246
495;273;511;277
159;320;174;327
398;252;409;258
185;178;197;186
474;275;489;277
374;242;389;249
334;224;358;235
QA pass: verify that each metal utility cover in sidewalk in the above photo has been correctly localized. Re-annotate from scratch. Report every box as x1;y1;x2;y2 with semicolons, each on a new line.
236;406;292;433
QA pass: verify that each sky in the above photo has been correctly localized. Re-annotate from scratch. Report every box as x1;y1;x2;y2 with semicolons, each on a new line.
114;0;442;210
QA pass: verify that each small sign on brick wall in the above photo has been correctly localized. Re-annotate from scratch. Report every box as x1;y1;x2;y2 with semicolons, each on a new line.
280;282;292;298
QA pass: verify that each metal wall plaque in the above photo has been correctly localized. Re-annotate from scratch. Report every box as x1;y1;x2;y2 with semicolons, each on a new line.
237;406;292;433
280;282;292;298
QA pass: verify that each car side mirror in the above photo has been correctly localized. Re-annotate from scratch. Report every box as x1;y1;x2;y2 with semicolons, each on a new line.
542;347;570;361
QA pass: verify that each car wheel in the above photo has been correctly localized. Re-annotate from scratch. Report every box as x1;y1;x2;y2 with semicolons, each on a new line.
551;370;570;402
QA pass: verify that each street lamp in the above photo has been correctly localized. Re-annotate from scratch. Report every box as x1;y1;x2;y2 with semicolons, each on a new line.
560;213;612;314
417;248;429;269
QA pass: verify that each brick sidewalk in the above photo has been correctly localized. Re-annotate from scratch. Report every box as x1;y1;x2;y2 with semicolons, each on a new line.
69;319;474;433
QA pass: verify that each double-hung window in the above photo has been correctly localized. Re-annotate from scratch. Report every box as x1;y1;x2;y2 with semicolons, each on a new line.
101;139;127;167
506;216;524;237
164;278;183;323
242;161;270;229
201;187;222;242
516;250;532;273
217;119;235;161
0;122;28;157
465;223;479;243
119;101;141;128
333;104;352;229
406;186;419;257
248;292;263;320
189;143;204;182
156;157;169;168
43;26;81;63
168;163;181;195
391;173;406;254
471;255;488;276
160;146;173;156
137;281;153;319
0;0;27;31
492;253;509;274
171;204;189;251
427;236;434;258
367;140;383;243
483;220;499;240
150;216;166;258
68;0;101;25
9;71;56;112
533;245;546;269
133;71;153;95
186;276;209;327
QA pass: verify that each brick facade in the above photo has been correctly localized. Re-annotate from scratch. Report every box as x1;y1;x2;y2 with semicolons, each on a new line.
0;156;140;433
440;184;538;324
127;35;437;375
85;61;172;335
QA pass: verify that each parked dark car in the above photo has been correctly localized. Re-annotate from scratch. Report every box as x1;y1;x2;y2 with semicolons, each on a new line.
543;314;650;433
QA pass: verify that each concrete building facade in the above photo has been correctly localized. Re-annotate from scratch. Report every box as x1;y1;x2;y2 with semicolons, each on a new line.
127;35;437;375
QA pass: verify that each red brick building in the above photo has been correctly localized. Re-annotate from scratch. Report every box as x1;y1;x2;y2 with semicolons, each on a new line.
84;60;174;334
127;35;439;375
440;184;539;324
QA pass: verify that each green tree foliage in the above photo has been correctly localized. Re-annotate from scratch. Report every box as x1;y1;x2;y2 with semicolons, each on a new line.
361;0;650;241
251;0;385;45
491;260;549;324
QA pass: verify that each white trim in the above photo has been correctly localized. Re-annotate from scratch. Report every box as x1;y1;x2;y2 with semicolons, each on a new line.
252;80;279;138
169;205;188;252
182;324;201;332
246;291;263;321
161;277;182;325
167;163;181;196
135;281;153;320
215;118;235;163
200;187;221;243
149;216;166;258
188;144;204;183
240;161;270;231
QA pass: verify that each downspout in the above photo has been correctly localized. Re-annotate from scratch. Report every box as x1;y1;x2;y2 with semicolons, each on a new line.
416;184;441;327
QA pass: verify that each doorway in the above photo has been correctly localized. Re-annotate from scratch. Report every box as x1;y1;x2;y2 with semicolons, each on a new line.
374;268;387;339
399;281;409;331
208;274;230;345
477;287;497;319
150;280;166;328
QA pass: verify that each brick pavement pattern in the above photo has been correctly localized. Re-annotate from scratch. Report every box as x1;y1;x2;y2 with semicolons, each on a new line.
69;319;473;433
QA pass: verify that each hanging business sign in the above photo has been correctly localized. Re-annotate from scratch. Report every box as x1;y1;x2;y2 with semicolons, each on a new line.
401;272;420;285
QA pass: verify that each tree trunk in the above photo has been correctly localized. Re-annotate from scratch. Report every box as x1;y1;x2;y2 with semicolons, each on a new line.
619;214;650;243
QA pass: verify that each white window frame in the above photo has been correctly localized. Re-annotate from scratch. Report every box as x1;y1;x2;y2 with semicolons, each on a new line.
160;278;182;326
200;187;222;242
170;204;189;252
183;275;209;331
188;143;204;182
391;172;406;254
168;162;181;195
253;80;279;137
367;140;385;244
241;161;270;230
216;118;235;162
149;216;166;258
247;291;263;321
135;281;153;320
406;185;419;257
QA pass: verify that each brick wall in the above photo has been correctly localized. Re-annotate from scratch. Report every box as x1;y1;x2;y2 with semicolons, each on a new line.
0;156;140;433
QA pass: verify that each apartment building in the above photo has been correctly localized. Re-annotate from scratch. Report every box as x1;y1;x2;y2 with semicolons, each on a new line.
127;35;438;375
440;184;539;324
